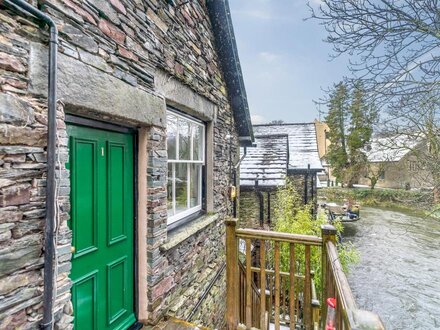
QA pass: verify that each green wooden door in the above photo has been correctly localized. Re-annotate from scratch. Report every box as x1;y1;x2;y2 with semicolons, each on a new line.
67;124;136;330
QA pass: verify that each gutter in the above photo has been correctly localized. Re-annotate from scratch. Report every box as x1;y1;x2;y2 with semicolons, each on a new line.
2;1;58;328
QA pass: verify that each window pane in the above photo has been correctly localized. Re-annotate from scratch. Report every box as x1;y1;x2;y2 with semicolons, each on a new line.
175;163;188;214
179;118;191;160
193;124;203;161
167;114;177;160
167;163;173;217
190;164;201;208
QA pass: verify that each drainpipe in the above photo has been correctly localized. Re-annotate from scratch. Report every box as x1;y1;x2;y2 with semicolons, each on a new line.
267;191;271;225
304;164;310;205
233;146;247;218
3;1;58;328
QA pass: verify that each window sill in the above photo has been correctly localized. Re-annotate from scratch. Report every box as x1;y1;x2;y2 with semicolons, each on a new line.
161;213;220;252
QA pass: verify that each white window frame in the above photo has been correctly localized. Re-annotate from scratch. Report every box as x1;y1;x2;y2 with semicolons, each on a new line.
167;110;205;225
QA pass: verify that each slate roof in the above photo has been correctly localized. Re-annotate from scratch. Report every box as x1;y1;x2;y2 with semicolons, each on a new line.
240;134;288;187
239;123;324;187
253;123;324;171
366;135;421;162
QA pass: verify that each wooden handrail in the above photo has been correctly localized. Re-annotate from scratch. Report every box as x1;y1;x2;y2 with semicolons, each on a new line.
238;261;262;329
231;221;322;330
236;228;322;246
322;226;385;330
326;240;358;326
327;241;358;311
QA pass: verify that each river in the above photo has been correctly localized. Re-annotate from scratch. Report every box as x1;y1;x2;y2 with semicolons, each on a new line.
342;207;440;329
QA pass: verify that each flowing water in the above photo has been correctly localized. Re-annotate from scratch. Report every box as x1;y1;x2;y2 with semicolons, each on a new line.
342;207;440;329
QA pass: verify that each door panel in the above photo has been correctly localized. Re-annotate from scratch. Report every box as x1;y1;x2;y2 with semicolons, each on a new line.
72;271;98;330
108;142;126;245
73;139;98;256
68;124;136;330
107;256;127;324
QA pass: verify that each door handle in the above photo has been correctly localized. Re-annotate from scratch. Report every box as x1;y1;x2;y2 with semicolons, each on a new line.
71;246;76;254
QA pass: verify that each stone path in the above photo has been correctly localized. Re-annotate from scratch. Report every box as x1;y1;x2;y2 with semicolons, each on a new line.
146;317;209;330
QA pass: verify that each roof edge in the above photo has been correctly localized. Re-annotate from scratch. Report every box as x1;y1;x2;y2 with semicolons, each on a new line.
287;167;324;174
206;0;254;142
254;122;316;127
254;133;289;139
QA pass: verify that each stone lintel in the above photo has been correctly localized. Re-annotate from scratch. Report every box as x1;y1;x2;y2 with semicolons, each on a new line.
154;69;217;122
29;43;166;128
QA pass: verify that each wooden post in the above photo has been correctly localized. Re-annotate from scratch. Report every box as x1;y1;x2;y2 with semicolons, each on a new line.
260;240;266;330
304;245;312;329
245;239;252;327
321;224;337;327
274;241;280;330
226;218;239;329
289;243;295;330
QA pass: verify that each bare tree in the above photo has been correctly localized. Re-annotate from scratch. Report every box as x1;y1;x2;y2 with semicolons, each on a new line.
309;0;440;105
310;0;440;200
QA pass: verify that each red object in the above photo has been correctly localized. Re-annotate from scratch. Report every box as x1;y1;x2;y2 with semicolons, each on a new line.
325;298;337;330
327;297;336;308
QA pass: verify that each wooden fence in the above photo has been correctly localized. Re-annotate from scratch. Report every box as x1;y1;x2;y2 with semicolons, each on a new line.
225;219;385;330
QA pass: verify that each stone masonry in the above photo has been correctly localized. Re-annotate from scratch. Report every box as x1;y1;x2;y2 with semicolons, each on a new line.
239;190;274;229
239;173;317;229
0;0;240;328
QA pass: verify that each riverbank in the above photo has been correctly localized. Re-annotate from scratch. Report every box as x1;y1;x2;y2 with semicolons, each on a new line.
319;187;437;217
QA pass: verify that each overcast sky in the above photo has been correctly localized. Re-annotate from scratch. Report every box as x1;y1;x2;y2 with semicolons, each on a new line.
229;0;351;124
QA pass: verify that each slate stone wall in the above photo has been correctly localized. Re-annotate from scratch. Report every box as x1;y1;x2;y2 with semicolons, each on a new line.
239;174;318;229
0;0;238;328
160;220;226;328
187;264;226;328
239;190;275;229
289;173;317;207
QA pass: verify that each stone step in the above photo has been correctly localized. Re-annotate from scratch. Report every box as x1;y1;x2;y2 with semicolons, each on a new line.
147;318;209;330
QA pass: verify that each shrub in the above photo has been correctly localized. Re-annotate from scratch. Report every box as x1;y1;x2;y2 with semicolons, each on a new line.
272;179;359;296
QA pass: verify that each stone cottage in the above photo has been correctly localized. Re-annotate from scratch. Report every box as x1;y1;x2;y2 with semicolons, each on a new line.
239;123;323;227
0;0;253;329
358;136;433;189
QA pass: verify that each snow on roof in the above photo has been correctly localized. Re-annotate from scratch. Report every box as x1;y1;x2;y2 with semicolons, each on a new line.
240;134;288;187
253;123;323;171
367;135;421;162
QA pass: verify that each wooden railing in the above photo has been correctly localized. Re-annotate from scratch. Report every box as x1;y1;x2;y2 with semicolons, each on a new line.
225;219;385;330
238;261;262;329
322;225;385;330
